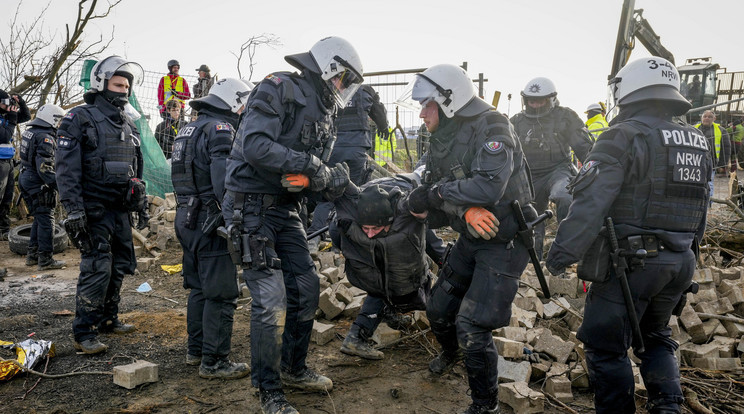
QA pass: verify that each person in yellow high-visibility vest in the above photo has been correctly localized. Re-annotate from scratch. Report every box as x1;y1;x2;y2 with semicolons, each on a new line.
584;102;609;141
374;126;396;166
157;59;191;119
695;110;730;173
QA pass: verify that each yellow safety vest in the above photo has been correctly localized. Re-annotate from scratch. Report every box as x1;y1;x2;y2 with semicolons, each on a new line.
374;128;396;166
695;122;722;160
163;75;185;104
585;114;609;141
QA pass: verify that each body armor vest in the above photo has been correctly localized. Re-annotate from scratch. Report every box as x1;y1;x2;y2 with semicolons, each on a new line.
77;105;139;201
171;118;215;198
335;91;368;132
19;128;44;168
610;115;710;232
512;108;571;174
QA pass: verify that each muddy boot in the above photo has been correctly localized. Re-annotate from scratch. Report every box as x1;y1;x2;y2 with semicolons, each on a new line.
381;306;412;330
99;319;136;334
340;331;383;360
37;252;65;270
462;395;500;414
259;389;298;414
25;246;38;266
198;358;250;380
280;367;333;391
73;337;108;355
429;349;464;375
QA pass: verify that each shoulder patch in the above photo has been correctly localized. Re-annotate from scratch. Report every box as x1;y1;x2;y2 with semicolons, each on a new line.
483;141;504;153
43;137;53;144
265;74;282;85
215;123;231;131
63;112;75;120
57;137;72;148
580;160;599;173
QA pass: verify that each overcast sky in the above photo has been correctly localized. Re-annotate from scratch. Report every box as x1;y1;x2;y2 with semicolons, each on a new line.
8;0;744;120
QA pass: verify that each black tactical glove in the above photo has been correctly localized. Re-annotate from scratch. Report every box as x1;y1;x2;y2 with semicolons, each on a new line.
136;206;150;231
407;185;443;214
379;127;391;140
323;162;350;200
38;184;57;208
66;210;87;234
309;164;332;192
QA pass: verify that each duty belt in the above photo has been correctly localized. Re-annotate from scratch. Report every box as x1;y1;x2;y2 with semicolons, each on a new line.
618;235;663;258
226;190;300;209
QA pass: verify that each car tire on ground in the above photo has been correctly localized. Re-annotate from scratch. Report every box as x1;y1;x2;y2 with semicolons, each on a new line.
8;223;69;255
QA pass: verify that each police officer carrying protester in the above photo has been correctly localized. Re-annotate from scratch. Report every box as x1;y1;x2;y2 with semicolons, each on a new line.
404;64;535;414
510;77;593;258
171;78;253;379
222;36;362;414
546;57;712;414
331;176;431;360
56;56;149;355
19;104;67;270
306;84;390;248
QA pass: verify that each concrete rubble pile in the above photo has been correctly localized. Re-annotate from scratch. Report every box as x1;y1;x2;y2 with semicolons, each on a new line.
131;193;178;271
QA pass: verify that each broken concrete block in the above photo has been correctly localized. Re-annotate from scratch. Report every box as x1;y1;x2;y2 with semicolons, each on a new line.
513;297;544;318
721;267;742;282
542;297;570;319
545;375;573;403
341;295;364;318
679;342;719;365
318;287;344;319
526;327;549;346
499;381;545;413
533;333;575;364
113;360;158;389
338;276;353;288
164;192;176;209
693;268;714;284
136;257;154;271
321;266;341;284
163;210;176;222
371;323;400;346
348;286;366;297
570;365;590;388
493;326;527;343
497;356;531;383
150;195;165;207
690;284;718;305
333;283;354;305
511;305;537;329
691;358;742;370
548;274;580;298
726;286;744;306
721;318;744;338
711;336;738;358
717;279;741;296
530;361;551;381
311;320;335;345
494;337;524;359
695;298;734;316
316;252;335;270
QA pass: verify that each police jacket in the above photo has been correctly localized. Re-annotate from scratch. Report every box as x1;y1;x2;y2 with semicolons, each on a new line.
335;85;387;149
225;71;335;195
20;125;58;195
333;181;427;298
0;97;31;159
510;106;593;176
547;104;713;271
171;107;236;203
424;110;534;242
154;116;183;159
56;94;143;213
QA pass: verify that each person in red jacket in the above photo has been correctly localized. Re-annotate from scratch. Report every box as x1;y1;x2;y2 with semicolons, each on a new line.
157;59;191;118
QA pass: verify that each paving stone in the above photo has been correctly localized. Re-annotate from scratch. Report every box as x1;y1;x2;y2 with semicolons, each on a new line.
548;274;580;298
316;252;335;270
513;297;544;318
711;336;738;358
341;295;364;318
722;318;744;338
533;332;575;364
136;257;154;271
717;279;741;296
679;342;719;365
530;361;551;381
693;268;714;284
113;360;158;389
164;192;176;209
371;323;400;346
526;327;549;346
321;266;341;284
348;286;366;297
511;305;537;329
318;287;344;319
494;337;524;359
150;195;165;207
163;210;176;222
570;365;590;388
493;326;527;343
311;320;335;345
691;358;742;370
690;283;717;305
499;381;545;413
497;356;531;383
333;283;354;305
695;298;734;316
721;267;742;282
543;297;570;319
545;375;573;402
726;286;744;306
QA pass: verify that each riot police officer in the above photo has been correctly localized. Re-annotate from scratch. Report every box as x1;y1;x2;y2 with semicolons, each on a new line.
306;85;389;246
222;37;362;414
171;78;252;379
404;64;535;414
331;176;431;360
510;77;593;258
0;89;31;239
56;56;148;355
19;104;67;270
546;57;711;414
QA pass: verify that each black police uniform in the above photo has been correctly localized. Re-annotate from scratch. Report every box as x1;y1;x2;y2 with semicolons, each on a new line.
0;93;31;236
19;123;59;256
223;71;334;391
306;85;388;236
171;106;239;365
547;104;712;414
56;94;143;343
510;106;593;257
330;176;429;340
422;109;534;407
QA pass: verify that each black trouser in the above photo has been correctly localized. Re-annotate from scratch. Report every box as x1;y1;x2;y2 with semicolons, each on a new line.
72;208;135;342
532;166;574;259
19;174;54;253
426;235;529;406
223;193;319;391
577;249;694;414
0;159;13;232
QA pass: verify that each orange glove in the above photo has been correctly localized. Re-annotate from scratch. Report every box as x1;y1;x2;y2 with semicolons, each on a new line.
464;207;499;240
281;173;310;192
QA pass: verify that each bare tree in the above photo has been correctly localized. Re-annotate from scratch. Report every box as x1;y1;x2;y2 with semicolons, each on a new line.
231;34;282;81
0;0;122;109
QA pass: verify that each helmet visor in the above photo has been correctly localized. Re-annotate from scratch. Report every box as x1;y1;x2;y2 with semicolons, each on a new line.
395;75;441;113
606;76;622;122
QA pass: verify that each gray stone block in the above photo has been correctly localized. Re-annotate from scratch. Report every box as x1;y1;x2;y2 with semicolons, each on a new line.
497;356;531;383
494;337;524;359
342;295;364;318
499;381;545;413
113;360;158;389
493;326;527;343
333;283;354;305
542;297;570;319
311;320;335;345
533;333;575;364
318;287;344;319
545;375;573;402
371;323;400;346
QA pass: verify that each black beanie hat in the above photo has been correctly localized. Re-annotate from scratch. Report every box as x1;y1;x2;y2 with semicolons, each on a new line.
357;185;394;226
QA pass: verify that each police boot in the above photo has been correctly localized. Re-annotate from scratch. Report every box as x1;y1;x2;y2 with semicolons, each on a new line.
25;247;38;266
280;367;333;391
99;319;136;334
73;337;108;355
429;349;464;375
462;397;500;414
37;252;65;270
259;389;299;414
198;357;250;380
340;330;384;360
381;306;412;330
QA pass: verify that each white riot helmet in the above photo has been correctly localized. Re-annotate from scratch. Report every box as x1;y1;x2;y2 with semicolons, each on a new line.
285;36;364;107
88;55;144;97
585;103;603;113
608;57;690;116
406;64;492;118
28;104;66;128
521;77;557;117
190;78;253;114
